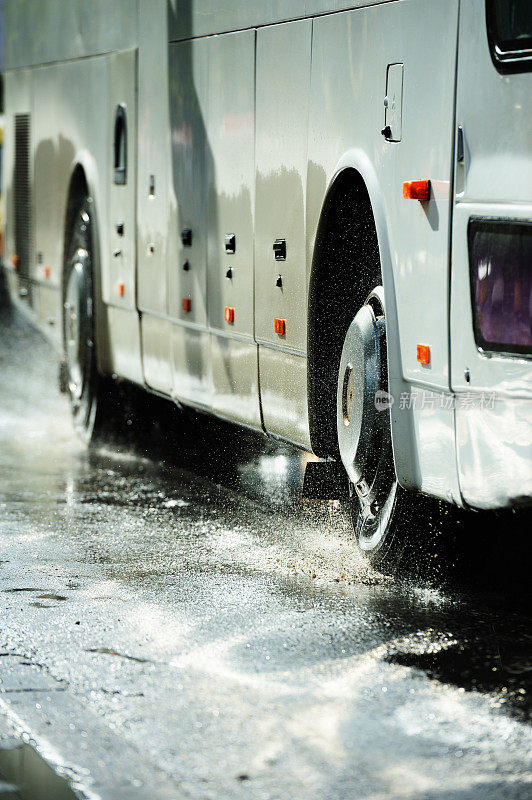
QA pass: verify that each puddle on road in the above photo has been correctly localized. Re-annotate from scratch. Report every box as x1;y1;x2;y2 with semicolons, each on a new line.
0;738;80;800
385;626;532;722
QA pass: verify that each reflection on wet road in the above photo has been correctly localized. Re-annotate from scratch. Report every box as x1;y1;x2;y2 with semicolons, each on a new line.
0;296;530;800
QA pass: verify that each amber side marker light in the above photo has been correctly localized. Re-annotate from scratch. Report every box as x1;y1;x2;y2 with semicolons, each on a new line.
182;297;191;313
416;344;431;365
224;306;234;324
274;318;286;336
44;265;51;279
10;254;19;268
117;281;125;297
403;179;431;202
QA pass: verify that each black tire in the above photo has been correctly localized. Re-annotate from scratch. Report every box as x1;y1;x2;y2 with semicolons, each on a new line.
337;274;431;572
62;197;110;443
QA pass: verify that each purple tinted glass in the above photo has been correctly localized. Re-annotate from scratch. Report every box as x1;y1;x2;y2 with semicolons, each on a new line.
469;220;532;355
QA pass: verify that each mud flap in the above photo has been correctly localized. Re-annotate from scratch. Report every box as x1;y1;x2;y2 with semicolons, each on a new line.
302;460;349;500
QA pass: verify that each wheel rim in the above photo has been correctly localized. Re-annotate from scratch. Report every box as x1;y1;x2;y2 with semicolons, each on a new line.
337;287;399;554
64;258;85;402
63;205;92;410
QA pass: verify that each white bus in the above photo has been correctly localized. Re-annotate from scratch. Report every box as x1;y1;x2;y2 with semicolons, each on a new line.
2;0;531;566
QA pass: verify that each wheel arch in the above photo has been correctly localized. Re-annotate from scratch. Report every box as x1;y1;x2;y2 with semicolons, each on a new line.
307;150;420;490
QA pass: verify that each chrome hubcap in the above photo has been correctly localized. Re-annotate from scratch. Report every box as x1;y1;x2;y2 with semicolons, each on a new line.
337;287;385;487
337;287;396;547
64;255;86;401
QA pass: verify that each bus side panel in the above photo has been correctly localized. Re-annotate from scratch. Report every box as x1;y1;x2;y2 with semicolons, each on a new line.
167;36;212;407
137;0;172;319
307;0;462;501
106;49;144;385
259;348;311;450
206;30;261;429
4;54;143;383
167;0;396;41
4;58;112;353
255;19;312;447
30;58;113;362
168;38;209;329
4;0;139;71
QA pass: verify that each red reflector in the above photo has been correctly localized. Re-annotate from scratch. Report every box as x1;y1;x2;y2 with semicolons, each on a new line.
274;318;286;336
117;281;125;297
224;306;234;324
44;265;51;279
182;297;191;313
416;344;430;365
403;180;431;201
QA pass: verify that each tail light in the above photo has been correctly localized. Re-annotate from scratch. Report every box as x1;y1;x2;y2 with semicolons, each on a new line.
468;219;532;356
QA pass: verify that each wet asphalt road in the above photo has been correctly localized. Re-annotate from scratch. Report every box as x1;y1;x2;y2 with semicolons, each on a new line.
0;289;531;800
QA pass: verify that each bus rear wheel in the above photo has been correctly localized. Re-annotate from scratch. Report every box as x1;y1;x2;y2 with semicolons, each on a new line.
62;197;109;442
336;286;412;569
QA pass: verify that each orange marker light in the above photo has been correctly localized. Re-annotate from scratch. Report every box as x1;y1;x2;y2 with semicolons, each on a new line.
182;297;191;313
274;318;286;336
11;254;19;268
224;306;234;324
403;179;431;202
117;281;125;297
416;344;431;365
44;265;51;279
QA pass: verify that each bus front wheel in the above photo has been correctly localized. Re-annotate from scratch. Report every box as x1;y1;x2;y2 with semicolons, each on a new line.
62;197;109;442
336;286;413;569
